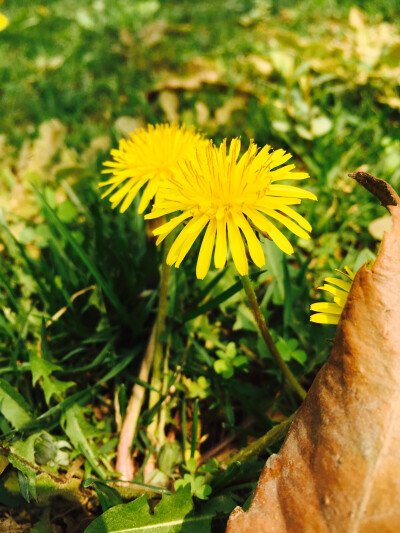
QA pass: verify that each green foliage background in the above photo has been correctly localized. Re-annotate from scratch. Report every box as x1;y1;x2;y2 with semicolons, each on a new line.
0;0;399;531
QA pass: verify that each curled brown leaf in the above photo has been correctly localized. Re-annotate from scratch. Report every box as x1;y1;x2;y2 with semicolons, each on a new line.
227;174;400;532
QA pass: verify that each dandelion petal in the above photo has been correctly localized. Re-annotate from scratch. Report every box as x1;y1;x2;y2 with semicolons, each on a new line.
196;219;217;279
214;218;228;269
227;214;248;276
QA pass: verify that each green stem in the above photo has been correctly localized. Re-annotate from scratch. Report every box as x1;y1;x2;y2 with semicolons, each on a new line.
115;325;156;480
148;234;173;437
241;275;306;400
156;343;170;445
203;413;295;486
224;412;295;468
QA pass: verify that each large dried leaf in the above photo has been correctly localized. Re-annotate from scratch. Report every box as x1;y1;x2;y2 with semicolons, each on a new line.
227;174;400;532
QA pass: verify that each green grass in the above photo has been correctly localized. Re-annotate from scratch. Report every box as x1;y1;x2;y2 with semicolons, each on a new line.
1;0;399;530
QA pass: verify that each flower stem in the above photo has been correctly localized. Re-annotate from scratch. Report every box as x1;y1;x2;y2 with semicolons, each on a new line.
148;234;173;439
241;275;306;400
224;412;295;468
203;413;295;486
115;324;156;480
156;343;170;445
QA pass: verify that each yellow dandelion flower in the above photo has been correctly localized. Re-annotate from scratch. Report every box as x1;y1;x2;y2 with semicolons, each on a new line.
0;12;9;31
99;123;205;214
310;266;355;325
145;138;317;279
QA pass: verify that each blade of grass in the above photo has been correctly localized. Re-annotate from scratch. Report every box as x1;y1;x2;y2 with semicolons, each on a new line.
33;186;124;313
182;271;266;322
190;399;199;459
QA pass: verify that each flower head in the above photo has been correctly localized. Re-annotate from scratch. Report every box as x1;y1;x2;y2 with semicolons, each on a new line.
310;266;355;325
99;123;205;214
0;12;9;31
146;138;317;279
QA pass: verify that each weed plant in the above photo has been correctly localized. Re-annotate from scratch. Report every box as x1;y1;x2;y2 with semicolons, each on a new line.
0;1;399;531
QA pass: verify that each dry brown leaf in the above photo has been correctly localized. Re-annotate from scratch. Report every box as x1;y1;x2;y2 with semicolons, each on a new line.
214;96;247;125
159;90;180;122
114;116;144;137
157;70;220;91
195;101;210;125
17;118;66;176
247;55;273;76
119;27;133;47
139;18;168;47
227;173;400;532
377;95;400;110
81;134;111;165
156;58;220;91
348;6;366;30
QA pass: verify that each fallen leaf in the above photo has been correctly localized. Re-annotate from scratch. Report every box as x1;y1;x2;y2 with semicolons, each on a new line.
195;102;210;125
159;90;180;122
227;173;400;532
36;55;64;71
349;6;366;30
80;135;110;166
139;18;168;47
114;116;144;137
214;96;247;125
247;55;273;76
119;27;133;47
17;119;66;176
377;95;400;110
270;51;295;79
156;58;220;91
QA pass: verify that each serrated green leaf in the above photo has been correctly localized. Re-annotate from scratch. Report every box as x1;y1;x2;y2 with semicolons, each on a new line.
90;481;123;512
9;453;37;501
0;378;32;429
85;485;220;533
17;470;31;502
29;353;75;405
61;405;106;479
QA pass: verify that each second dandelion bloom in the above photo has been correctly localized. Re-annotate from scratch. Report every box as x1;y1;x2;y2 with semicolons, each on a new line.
146;138;317;279
99;123;205;214
310;266;355;324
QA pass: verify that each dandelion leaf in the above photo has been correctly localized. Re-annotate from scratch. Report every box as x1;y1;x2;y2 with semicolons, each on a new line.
30;353;74;405
86;485;190;533
0;378;32;429
85;485;230;533
61;405;106;480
